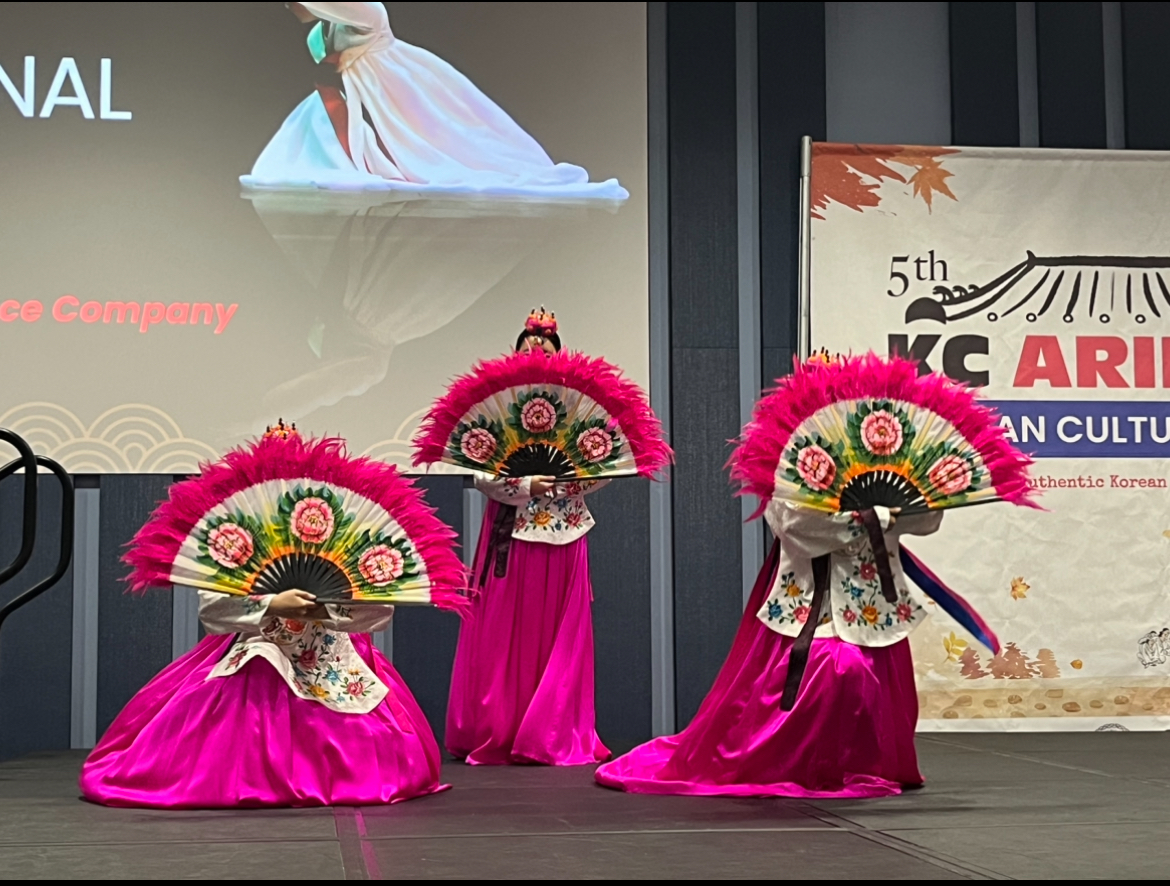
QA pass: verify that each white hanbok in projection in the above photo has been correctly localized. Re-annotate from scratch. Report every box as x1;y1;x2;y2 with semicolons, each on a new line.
242;2;627;199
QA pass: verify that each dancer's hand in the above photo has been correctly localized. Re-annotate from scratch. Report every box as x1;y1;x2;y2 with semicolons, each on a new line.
268;589;327;619
888;507;901;528
530;476;557;497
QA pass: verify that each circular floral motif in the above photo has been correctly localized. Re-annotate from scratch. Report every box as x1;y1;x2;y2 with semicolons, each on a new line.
291;498;335;544
928;454;973;496
861;605;880;624
859;562;877;582
520;397;558;433
785;582;802;598
358;545;405;587
284;619;306;635
207;523;254;569
298;648;319;668
860;410;904;456
347;680;365;696
796;444;837;491
460;427;497;463
793;605;811;624
577;427;614;463
896;603;914;623
842;608;858;624
533;510;554;527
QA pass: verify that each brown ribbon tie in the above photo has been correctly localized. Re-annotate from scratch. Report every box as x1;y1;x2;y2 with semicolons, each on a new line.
477;504;516;589
779;552;829;711
859;508;898;604
779;508;895;711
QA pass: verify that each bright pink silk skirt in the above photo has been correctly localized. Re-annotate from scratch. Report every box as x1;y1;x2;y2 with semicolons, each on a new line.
595;542;921;798
80;632;447;808
445;501;610;766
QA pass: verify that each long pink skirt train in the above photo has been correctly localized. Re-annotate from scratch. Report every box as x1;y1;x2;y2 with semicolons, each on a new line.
80;633;447;808
445;501;610;766
595;542;921;798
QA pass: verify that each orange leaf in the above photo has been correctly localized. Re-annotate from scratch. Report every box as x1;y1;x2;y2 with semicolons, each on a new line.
908;158;956;211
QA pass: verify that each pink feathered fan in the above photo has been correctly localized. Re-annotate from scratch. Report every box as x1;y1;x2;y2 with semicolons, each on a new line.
125;425;468;613
729;353;1037;517
413;349;672;479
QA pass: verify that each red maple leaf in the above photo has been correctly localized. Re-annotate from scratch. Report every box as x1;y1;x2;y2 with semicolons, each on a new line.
811;144;960;219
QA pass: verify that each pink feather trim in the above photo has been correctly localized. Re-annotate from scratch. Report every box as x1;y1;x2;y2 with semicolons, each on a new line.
728;352;1039;518
412;348;673;478
122;435;469;615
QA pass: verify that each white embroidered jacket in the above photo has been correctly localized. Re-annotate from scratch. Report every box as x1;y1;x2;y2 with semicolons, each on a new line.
473;473;610;545
199;591;393;714
757;501;944;648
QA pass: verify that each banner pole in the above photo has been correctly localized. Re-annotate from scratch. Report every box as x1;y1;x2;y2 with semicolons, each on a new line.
797;135;812;360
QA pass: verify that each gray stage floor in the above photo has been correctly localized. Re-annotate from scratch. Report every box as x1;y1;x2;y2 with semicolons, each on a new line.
1;732;1168;879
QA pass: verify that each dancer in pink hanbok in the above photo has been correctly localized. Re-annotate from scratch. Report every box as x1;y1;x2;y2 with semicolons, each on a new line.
597;352;1034;798
444;316;611;766
81;592;446;808
81;425;468;809
596;503;938;798
244;2;626;199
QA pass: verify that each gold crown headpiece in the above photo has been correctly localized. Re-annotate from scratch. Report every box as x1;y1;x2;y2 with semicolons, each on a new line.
525;306;557;337
263;418;300;441
806;347;843;367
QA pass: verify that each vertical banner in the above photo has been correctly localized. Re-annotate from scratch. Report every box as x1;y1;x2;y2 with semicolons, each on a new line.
810;144;1170;730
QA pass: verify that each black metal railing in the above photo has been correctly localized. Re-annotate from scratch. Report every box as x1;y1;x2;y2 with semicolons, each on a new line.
0;429;74;639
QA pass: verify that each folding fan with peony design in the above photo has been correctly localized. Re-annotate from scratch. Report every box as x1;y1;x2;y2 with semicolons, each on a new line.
731;354;1037;661
124;424;468;612
730;353;1038;517
412;349;672;479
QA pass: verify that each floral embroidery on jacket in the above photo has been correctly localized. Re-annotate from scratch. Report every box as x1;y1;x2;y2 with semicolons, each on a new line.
474;474;608;545
756;500;940;648
217;616;383;710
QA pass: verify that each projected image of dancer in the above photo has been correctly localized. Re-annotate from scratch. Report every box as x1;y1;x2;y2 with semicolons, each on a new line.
443;311;612;766
242;2;627;199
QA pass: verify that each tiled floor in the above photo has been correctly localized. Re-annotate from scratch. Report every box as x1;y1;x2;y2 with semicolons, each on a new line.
2;733;1168;879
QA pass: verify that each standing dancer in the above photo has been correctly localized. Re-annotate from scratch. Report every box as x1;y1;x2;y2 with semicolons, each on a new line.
596;353;1035;797
444;313;611;765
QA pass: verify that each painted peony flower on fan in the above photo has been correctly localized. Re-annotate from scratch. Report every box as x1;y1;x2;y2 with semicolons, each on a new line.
358;545;406;587
928;454;974;496
796;445;837;491
520;397;559;434
291;497;336;544
576;427;614;463
241;2;627;200
459;428;498;464
206;523;254;569
859;411;904;456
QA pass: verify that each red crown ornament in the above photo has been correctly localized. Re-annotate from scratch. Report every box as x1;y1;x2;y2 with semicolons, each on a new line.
525;306;557;337
263;418;300;441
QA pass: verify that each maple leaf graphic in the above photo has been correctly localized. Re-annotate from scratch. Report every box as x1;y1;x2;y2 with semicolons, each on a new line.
1010;577;1030;600
905;156;957;212
811;144;959;219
